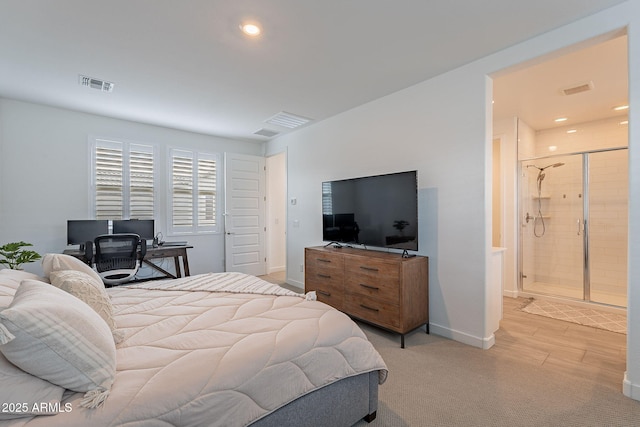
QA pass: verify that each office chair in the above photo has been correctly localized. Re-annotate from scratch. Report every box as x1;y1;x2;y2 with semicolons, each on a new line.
85;233;147;286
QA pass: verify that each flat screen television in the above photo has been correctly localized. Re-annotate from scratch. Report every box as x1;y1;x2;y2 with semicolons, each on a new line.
113;219;155;240
67;220;109;247
322;170;418;251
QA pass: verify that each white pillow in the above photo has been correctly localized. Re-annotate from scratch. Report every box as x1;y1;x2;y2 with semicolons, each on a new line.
41;253;103;285
49;270;124;344
0;280;116;409
0;353;65;419
0;270;49;311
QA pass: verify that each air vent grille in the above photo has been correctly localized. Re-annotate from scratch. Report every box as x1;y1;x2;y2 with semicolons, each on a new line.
561;81;593;96
254;128;280;138
265;111;311;129
78;74;114;92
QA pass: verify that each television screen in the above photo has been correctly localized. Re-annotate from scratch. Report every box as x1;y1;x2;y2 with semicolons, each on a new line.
113;219;155;240
322;171;418;251
67;220;109;245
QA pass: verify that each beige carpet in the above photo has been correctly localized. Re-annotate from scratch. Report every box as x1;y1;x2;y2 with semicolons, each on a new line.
520;299;627;334
352;323;640;427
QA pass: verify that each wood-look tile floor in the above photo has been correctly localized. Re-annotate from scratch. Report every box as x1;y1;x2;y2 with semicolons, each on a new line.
492;296;627;391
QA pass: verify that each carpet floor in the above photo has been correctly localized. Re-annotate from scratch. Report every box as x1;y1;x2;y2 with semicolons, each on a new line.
353;322;639;427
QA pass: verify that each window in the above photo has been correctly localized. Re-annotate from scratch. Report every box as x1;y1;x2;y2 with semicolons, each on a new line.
169;148;219;234
322;181;332;215
91;138;156;220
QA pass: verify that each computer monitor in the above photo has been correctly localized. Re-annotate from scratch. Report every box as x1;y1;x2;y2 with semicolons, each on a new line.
113;219;155;240
67;220;109;248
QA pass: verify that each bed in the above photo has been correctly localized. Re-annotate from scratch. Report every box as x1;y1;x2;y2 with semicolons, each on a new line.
0;255;387;427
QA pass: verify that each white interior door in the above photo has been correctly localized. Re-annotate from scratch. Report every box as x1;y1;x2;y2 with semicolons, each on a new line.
224;153;266;276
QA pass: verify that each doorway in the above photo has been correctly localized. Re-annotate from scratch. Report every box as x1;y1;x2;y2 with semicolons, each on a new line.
493;33;629;306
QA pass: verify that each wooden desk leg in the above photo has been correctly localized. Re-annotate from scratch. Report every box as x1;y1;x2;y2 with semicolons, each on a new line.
182;250;190;276
142;259;177;280
174;256;182;278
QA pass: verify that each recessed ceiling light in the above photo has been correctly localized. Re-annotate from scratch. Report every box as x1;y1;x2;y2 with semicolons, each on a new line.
620;120;629;125
554;117;568;123
567;129;577;134
613;105;629;111
240;23;261;37
548;146;558;152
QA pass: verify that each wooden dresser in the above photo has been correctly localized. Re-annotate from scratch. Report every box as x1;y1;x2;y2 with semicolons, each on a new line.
305;246;428;348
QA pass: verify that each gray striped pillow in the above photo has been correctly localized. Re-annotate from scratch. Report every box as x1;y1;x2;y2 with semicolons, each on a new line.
0;280;116;409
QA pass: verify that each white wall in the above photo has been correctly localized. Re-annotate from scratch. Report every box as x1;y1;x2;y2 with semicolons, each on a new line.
0;98;264;276
493;117;519;298
268;62;492;346
267;0;640;398
266;152;287;275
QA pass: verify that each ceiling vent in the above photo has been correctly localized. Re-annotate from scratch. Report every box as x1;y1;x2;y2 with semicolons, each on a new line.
254;128;280;138
265;111;311;129
560;81;594;96
78;74;115;92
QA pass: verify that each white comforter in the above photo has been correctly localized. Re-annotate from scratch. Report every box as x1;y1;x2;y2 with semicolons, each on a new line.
5;273;387;427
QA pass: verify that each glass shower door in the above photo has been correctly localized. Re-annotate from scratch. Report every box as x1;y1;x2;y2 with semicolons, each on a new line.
588;149;628;307
520;154;584;299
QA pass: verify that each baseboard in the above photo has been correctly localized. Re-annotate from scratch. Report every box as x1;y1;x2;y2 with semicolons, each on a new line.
268;266;285;274
623;372;640;401
503;289;519;298
286;277;304;291
429;322;490;349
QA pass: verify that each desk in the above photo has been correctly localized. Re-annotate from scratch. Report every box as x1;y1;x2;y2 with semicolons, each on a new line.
142;245;193;279
63;245;193;281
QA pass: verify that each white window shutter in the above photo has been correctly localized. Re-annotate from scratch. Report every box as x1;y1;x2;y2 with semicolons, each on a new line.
95;141;124;220
197;156;217;228
171;151;194;229
169;149;219;234
93;138;156;221
129;144;155;219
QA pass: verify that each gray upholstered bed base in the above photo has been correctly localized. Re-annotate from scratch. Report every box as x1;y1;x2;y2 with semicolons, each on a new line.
249;370;379;426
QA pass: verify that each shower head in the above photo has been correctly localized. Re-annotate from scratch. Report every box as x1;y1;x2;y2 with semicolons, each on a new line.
539;162;565;171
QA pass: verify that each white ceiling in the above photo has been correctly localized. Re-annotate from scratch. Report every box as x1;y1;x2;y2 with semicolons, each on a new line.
0;0;628;142
493;34;628;131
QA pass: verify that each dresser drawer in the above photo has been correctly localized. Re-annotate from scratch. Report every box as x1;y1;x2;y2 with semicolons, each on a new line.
344;258;399;302
306;272;344;310
344;293;400;330
306;250;344;272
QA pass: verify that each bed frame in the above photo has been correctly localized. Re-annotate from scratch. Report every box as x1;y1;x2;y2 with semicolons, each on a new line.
250;371;378;426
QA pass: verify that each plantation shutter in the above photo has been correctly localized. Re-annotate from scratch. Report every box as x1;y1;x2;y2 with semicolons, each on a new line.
95;141;124;220
93;139;156;220
197;155;217;227
170;149;218;234
171;151;194;229
322;181;332;215
129;144;155;219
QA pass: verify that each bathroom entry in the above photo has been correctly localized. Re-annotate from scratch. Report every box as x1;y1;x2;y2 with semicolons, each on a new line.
519;148;628;307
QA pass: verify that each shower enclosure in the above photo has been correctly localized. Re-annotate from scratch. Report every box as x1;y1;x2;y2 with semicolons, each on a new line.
519;148;628;308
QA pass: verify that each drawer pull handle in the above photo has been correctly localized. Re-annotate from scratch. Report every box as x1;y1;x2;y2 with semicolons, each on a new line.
359;284;379;291
317;258;332;263
317;290;331;297
360;304;379;312
360;266;379;272
317;274;331;279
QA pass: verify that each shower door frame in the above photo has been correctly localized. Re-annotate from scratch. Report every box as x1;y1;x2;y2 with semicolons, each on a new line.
518;146;628;307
